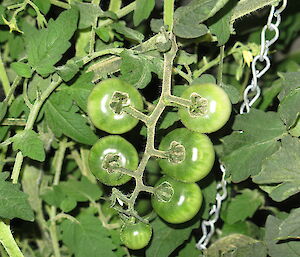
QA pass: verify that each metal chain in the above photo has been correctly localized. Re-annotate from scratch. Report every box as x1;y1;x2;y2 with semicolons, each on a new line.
196;0;287;251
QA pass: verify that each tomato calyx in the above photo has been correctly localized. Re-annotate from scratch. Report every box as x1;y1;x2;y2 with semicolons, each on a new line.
102;153;122;173
165;141;185;163
109;91;130;114
154;181;174;202
189;92;208;117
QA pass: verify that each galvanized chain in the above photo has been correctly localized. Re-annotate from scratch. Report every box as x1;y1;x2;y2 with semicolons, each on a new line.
196;0;287;251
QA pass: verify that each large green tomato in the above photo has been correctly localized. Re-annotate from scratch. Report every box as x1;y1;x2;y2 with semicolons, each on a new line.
178;83;231;133
88;136;138;186
120;222;152;250
87;78;143;134
158;128;215;182
151;176;202;224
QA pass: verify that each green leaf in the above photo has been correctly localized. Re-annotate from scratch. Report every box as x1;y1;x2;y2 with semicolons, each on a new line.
278;88;300;128
21;165;42;213
145;217;199;257
0;172;34;221
10;62;33;78
25;8;79;76
120;50;163;89
56;57;84;82
222;189;264;224
277;72;300;100
264;215;300;257
206;234;267;257
61;214;117;257
175;50;197;65
133;0;155;26
111;22;144;43
278;208;300;240
158;112;179;130
33;0;51;15
12;130;45;161
41;177;102;211
222;83;240;104
74;2;103;29
62;72;94;112
176;237;200;257
45;91;98;145
221;221;262;238
208;0;234;46
173;0;230;38
253;135;300;202
221;109;285;182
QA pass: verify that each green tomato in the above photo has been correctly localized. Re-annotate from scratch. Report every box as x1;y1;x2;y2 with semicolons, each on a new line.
88;136;138;186
178;83;231;133
135;198;152;216
120;222;152;250
87;78;143;134
151;176;202;224
158;128;215;182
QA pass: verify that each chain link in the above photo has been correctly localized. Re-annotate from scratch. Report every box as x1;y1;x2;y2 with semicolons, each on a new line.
196;0;287;251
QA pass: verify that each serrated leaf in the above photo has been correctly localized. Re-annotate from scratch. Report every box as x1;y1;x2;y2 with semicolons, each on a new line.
56;57;84;82
278;208;300;240
133;0;155;26
0;172;34;221
10;62;33;78
111;22;144;43
158;112;179;130
253;135;300;202
175;50;197;65
222;189;264;224
222;83;240;104
278;72;300;100
62;72;94;112
45;92;98;145
25;8;79;76
278;88;300;128
120;50;163;89
264;215;300;257
61;214;117;257
208;0;234;46
173;0;230;38
221;109;285;182
145;217;199;257
206;234;267;257
12;130;45;161
74;2;103;29
41;177;102;211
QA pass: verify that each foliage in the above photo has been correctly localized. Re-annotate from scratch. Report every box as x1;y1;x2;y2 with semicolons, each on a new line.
0;0;299;257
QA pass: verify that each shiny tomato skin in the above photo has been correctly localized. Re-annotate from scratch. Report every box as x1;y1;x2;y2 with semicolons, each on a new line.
88;136;138;186
151;176;202;224
120;222;152;250
87;78;143;134
158;128;215;182
178;83;231;133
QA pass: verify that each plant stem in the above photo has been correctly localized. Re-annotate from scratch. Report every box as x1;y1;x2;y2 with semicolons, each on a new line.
164;0;175;31
217;46;225;86
99;2;135;28
0;220;24;257
11;77;63;184
0;54;11;98
109;0;122;12
50;0;70;9
49;138;68;257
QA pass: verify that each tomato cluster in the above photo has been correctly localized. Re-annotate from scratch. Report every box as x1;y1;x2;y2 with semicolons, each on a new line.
87;78;231;250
